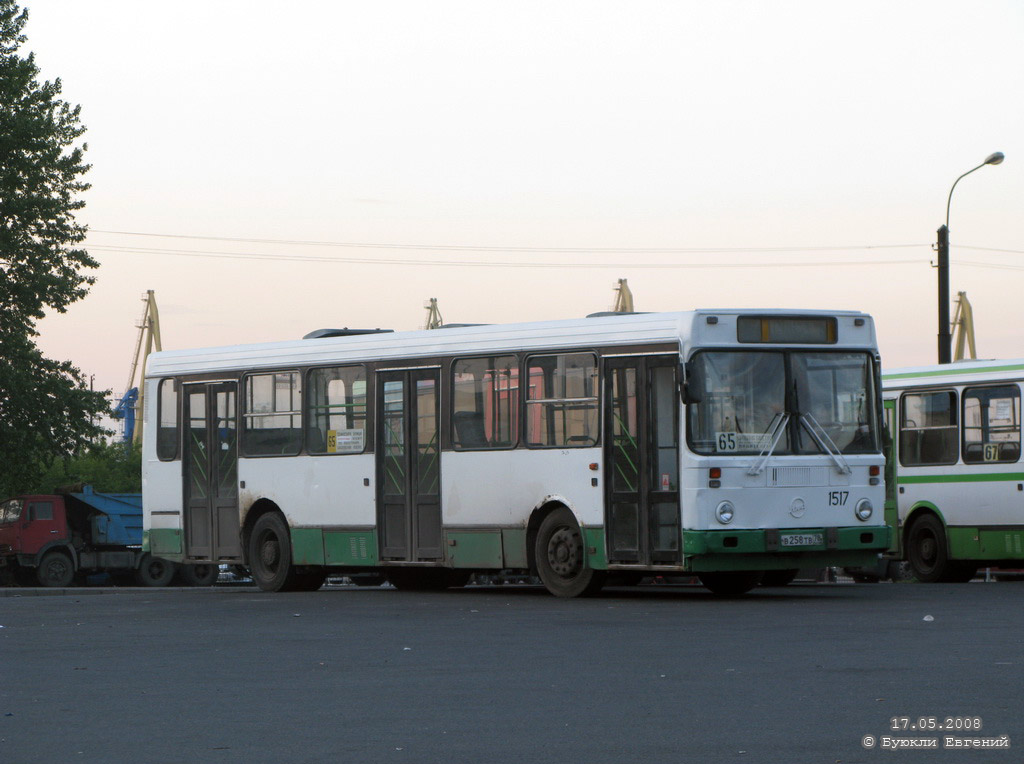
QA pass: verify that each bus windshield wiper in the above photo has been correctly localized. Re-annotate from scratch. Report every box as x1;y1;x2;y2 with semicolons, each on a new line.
799;413;852;474
747;412;790;476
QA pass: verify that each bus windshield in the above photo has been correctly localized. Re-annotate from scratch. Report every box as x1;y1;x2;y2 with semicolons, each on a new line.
687;350;878;456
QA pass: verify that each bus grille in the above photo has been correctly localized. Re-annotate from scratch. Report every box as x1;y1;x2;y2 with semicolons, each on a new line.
769;467;829;487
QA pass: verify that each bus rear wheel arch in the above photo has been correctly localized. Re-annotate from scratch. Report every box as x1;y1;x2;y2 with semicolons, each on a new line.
534;507;606;597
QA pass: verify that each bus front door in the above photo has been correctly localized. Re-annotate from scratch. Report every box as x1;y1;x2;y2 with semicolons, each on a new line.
604;356;681;566
183;383;242;562
377;369;443;562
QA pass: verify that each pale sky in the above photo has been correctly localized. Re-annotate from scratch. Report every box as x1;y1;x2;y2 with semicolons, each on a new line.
21;1;1024;411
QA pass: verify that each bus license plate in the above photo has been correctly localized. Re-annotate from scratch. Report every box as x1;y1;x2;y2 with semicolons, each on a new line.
780;533;823;547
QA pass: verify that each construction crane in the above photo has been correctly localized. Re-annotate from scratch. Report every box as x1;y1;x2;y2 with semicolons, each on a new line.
112;290;162;444
952;291;977;362
613;279;634;313
425;298;444;329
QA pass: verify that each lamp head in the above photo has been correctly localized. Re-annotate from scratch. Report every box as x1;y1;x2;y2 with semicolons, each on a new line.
985;152;1005;166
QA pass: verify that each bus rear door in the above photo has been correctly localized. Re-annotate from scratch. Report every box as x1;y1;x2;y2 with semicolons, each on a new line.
183;382;241;561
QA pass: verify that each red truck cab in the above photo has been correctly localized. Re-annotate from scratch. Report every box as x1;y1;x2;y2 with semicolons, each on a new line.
0;496;75;585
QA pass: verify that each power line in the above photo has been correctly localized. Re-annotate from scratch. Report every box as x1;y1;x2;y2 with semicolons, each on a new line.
88;228;926;255
955;259;1024;272
87;244;925;270
958;245;1024;255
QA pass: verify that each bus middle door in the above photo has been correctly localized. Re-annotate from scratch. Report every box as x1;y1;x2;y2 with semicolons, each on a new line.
377;368;443;563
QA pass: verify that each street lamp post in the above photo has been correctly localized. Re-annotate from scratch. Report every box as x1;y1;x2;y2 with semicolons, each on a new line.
937;151;1004;364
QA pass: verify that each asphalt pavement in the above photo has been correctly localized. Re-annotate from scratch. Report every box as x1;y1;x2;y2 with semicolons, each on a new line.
1;581;1021;764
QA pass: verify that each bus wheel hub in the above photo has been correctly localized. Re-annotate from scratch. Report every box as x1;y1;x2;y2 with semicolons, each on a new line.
548;529;580;576
260;538;280;568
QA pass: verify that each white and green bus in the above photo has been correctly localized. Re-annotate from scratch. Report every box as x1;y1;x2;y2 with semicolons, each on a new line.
141;309;888;597
883;359;1024;582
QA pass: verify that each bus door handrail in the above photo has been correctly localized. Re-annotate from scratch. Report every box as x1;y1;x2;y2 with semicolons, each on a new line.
799;413;852;475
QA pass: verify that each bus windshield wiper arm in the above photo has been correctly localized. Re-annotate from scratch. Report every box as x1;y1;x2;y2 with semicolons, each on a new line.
747;412;790;476
798;413;852;474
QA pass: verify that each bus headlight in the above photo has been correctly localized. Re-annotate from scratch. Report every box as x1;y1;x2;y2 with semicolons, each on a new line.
715;501;735;525
854;499;873;522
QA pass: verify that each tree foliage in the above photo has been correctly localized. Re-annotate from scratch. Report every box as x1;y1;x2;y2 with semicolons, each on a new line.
0;1;108;497
35;440;142;494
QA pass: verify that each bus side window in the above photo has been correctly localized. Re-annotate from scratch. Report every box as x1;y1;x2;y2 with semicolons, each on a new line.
157;378;178;461
524;353;599;448
306;366;367;455
962;384;1021;464
452;355;519;450
899;390;958;466
242;372;302;456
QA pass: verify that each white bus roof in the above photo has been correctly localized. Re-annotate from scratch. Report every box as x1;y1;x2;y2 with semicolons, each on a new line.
145;308;876;379
883;358;1024;389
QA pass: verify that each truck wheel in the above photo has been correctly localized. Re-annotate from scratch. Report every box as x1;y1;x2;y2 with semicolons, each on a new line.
37;551;75;587
135;554;176;587
178;564;219;587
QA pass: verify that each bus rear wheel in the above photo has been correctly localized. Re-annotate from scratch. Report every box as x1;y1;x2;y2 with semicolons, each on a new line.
698;571;763;596
535;508;606;598
249;512;297;592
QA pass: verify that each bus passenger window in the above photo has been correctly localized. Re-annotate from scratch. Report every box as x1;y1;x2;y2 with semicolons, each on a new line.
963;385;1021;464
307;366;367;454
156;378;178;461
452;356;519;450
899;391;957;466
242;372;302;456
525;353;599;448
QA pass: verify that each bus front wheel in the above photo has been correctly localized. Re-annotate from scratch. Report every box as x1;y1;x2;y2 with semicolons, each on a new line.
907;514;953;583
535;508;606;598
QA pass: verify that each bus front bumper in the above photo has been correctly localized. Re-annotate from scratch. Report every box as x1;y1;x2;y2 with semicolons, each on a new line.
682;525;891;572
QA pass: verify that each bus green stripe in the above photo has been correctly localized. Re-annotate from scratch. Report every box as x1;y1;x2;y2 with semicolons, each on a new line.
898;473;1024;485
883;363;1024;381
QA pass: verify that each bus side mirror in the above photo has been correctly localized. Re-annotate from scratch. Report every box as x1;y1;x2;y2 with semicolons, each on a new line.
681;361;703;404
